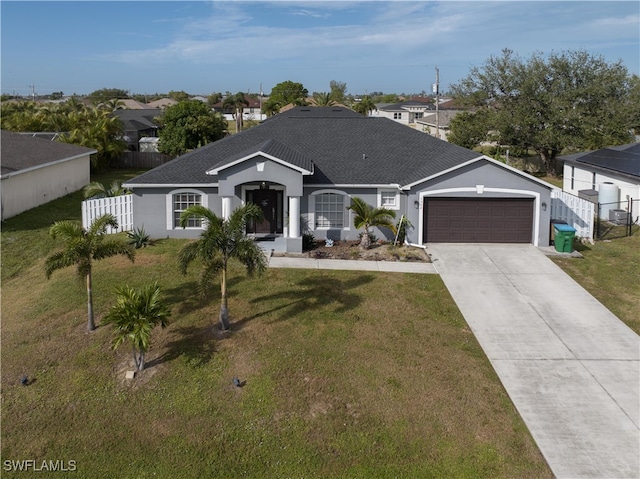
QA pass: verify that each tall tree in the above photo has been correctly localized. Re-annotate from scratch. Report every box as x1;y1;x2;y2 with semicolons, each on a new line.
86;88;130;106
45;214;135;331
157;100;227;156
329;80;347;103
347;197;397;250
265;81;309;113
103;282;170;372
222;92;250;132
450;49;636;176
177;204;268;331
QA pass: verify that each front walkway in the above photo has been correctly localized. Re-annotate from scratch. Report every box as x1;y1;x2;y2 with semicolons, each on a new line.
427;243;639;479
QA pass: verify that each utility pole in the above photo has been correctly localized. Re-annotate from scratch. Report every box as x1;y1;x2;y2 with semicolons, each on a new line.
28;84;36;101
259;83;263;120
432;67;440;139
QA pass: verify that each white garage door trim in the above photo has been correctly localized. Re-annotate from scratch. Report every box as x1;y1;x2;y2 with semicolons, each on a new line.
417;187;541;246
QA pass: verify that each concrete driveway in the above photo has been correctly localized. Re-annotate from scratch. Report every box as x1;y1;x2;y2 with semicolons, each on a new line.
427;244;639;479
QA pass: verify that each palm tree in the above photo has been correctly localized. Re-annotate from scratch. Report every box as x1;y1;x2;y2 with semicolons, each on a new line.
45;214;135;331
83;180;129;199
222;92;249;132
103;282;170;372
177;204;268;331
347;196;397;250
310;92;336;107
353;96;377;116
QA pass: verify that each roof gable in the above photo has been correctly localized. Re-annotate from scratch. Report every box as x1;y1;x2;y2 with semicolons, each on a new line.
207;139;314;175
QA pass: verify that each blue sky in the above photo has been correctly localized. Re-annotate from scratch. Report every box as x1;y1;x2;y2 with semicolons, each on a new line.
1;1;638;97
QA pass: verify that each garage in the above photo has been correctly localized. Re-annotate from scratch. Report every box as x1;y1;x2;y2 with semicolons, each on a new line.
424;197;534;243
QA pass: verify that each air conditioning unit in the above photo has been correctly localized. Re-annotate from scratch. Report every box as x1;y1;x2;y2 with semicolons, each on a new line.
609;209;629;223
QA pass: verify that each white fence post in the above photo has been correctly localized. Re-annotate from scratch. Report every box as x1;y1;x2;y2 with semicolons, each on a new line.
550;188;595;242
81;194;133;234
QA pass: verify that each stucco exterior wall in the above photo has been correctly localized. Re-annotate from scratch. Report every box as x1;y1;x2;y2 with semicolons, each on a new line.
132;187;221;238
301;187;403;243
405;160;552;246
563;163;640;206
1;155;90;220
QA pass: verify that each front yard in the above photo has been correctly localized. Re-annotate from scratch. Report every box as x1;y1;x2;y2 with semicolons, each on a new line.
1;171;552;478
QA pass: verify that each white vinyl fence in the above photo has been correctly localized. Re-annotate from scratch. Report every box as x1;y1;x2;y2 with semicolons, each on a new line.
82;194;133;234
550;188;594;242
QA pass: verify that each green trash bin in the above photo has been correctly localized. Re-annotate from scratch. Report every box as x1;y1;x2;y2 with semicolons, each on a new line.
553;224;576;253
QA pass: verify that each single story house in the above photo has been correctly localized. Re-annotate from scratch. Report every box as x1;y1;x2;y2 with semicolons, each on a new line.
124;107;553;253
561;143;640;220
112;109;162;152
1;131;96;220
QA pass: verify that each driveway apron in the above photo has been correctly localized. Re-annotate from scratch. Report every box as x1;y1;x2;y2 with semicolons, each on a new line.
427;244;639;479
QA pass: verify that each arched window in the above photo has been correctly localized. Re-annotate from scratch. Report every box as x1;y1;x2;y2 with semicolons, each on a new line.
166;190;208;229
311;190;350;230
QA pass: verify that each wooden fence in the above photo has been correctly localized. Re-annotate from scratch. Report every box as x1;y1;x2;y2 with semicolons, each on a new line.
82;195;133;234
550;188;595;242
113;151;174;169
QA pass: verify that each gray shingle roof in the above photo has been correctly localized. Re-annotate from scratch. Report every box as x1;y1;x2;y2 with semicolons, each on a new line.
126;107;481;188
1;130;96;177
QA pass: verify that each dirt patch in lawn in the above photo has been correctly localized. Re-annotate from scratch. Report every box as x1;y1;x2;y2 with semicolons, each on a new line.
274;240;430;262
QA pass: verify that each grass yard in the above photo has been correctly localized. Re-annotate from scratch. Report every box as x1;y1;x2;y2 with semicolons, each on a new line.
1;171;552;478
552;233;640;334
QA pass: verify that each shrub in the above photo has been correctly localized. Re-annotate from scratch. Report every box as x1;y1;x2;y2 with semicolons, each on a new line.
127;227;151;249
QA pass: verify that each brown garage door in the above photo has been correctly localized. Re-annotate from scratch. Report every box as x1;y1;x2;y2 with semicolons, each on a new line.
424;198;534;243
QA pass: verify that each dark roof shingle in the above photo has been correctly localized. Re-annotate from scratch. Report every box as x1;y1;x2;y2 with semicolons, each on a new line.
126;107;481;187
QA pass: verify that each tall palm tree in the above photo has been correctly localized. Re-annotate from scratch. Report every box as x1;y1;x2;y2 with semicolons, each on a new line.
347;196;397;250
103;282;170;372
45;214;135;331
222;92;249;132
177;204;268;331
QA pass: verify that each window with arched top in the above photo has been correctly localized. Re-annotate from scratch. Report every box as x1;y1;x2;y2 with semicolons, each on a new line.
166;189;208;229
310;190;350;230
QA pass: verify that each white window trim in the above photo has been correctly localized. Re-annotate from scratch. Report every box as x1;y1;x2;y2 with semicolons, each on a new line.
309;189;351;231
166;189;209;230
378;189;400;210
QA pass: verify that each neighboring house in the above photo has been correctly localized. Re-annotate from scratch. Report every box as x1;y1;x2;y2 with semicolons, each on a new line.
212;95;266;122
146;98;178;109
1;131;96;220
416;110;462;141
115;99;148;110
373;99;435;126
112;109;162;152
124;107;553;253
561;143;640;221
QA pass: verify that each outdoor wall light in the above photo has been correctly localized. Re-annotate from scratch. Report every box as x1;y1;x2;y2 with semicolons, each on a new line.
414;200;420;209
542;202;547;211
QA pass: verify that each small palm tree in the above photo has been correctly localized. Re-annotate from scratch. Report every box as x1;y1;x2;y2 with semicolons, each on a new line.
103;282;170;372
45;214;135;331
347;197;397;250
83;180;129;199
178;204;268;331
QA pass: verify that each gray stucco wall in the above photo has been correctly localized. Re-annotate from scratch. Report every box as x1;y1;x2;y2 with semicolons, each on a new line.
404;159;552;246
217;157;304;197
301;187;402;243
132;187;221;239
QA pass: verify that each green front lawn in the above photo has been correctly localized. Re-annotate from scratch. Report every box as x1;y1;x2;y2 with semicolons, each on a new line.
1;171;552;478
